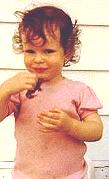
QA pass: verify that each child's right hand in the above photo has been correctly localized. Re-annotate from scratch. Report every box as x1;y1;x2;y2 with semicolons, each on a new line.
0;71;38;96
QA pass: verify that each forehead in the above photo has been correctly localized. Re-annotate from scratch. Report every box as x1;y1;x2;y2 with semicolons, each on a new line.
22;26;60;47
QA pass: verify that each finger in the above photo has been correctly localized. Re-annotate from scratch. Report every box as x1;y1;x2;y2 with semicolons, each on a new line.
37;115;58;125
39;111;59;120
38;121;59;130
38;127;57;133
49;108;63;113
25;83;36;90
26;72;38;81
26;79;37;88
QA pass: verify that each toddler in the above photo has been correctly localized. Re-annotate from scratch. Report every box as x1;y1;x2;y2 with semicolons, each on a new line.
0;5;103;179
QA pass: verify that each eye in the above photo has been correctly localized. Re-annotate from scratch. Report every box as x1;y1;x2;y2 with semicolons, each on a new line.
44;49;56;54
24;49;35;54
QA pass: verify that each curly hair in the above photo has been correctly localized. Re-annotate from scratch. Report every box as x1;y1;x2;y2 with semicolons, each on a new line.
12;5;81;66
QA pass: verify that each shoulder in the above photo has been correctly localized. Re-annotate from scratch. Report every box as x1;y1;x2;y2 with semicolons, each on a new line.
64;78;90;91
64;78;99;100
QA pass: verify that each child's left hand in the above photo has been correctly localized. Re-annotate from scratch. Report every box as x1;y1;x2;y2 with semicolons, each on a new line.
37;108;72;133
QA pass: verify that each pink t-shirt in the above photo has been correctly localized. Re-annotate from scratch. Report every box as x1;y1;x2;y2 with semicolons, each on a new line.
7;78;102;179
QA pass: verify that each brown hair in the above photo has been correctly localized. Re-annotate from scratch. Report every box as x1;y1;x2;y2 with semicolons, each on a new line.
13;5;81;66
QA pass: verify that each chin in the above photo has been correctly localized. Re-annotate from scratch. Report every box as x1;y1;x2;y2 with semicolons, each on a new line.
37;75;49;81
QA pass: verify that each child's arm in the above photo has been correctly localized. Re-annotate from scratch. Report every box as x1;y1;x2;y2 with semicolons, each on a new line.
65;111;103;142
0;71;37;122
0;87;11;121
37;108;103;142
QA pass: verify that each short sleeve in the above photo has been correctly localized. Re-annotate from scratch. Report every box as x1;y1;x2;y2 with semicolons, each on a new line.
77;83;102;119
7;93;21;116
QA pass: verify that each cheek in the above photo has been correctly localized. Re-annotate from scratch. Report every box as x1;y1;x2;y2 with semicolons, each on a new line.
24;57;32;68
54;58;64;69
50;61;63;73
49;54;64;67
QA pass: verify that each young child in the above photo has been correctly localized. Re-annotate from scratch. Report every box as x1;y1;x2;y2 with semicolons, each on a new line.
0;5;103;179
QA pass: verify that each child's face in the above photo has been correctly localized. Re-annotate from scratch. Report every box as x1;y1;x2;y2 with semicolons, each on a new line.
22;28;66;82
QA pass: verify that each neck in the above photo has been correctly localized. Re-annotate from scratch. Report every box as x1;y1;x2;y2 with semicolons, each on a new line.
42;75;64;85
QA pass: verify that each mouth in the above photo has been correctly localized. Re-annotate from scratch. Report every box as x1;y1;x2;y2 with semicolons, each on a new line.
34;67;48;73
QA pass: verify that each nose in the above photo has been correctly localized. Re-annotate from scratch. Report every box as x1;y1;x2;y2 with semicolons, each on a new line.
33;53;44;64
